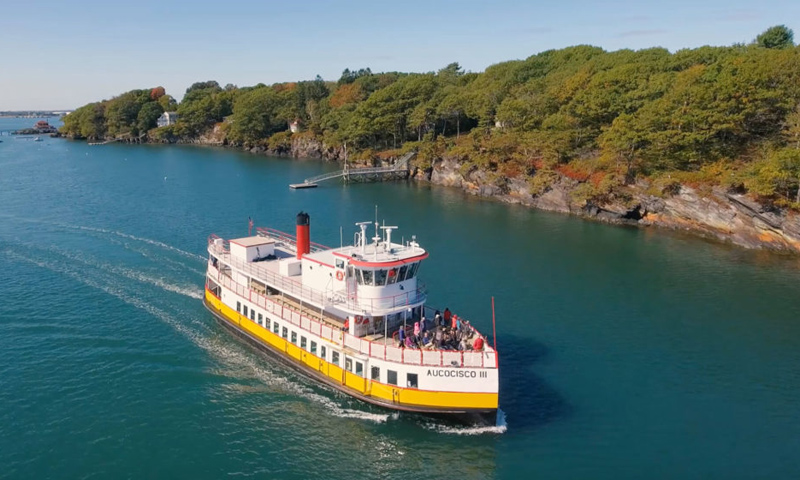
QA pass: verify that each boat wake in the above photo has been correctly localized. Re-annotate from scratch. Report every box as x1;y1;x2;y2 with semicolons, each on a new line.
421;409;507;435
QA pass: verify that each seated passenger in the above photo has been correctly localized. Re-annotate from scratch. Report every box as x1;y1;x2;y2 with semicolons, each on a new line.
421;331;433;349
404;335;416;349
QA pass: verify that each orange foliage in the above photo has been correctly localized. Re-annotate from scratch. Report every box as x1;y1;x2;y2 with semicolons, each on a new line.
499;162;523;178
589;171;606;187
150;86;165;100
330;83;364;108
556;163;590;182
273;82;297;93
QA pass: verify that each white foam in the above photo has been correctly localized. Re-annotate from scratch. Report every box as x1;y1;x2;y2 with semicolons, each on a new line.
422;409;507;435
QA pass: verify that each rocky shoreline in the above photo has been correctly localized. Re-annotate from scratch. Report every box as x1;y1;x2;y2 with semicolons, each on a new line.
75;132;800;254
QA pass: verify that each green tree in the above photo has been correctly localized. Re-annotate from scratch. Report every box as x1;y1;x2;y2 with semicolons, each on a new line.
755;25;795;49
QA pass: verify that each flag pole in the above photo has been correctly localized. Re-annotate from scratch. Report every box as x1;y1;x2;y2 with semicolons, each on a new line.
491;296;497;353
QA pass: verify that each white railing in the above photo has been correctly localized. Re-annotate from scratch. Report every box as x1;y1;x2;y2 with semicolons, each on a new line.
207;258;497;369
210;244;426;313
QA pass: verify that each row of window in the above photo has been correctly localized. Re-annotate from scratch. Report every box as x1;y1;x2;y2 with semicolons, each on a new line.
235;300;419;388
353;262;420;286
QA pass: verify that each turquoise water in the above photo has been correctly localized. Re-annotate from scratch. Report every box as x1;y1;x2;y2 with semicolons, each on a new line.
2;117;800;478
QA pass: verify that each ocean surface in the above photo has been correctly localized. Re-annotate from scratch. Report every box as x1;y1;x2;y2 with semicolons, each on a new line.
2;117;800;479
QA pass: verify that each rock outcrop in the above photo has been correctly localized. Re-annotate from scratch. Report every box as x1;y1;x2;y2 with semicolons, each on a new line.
419;157;800;254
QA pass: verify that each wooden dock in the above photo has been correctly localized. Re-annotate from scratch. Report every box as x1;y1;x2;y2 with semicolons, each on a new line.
289;182;318;189
289;151;415;189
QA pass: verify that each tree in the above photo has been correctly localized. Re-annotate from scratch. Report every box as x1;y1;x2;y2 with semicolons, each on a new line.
137;102;164;133
228;87;284;144
755;25;794;49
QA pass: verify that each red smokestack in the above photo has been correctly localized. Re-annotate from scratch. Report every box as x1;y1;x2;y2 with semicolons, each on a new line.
296;212;310;259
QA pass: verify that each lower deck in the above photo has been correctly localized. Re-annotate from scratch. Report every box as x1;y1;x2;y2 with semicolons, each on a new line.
204;287;499;414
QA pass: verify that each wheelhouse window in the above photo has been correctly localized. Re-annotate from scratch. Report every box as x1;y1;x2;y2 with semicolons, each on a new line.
387;370;398;386
387;267;399;285
397;265;408;282
374;269;387;286
362;269;373;286
336;259;345;269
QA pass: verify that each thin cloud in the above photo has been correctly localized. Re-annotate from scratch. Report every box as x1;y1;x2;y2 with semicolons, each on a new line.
720;10;761;22
517;27;553;35
617;29;667;38
623;15;652;22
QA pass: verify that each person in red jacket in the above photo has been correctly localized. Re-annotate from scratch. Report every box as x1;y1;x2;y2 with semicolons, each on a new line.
472;336;484;351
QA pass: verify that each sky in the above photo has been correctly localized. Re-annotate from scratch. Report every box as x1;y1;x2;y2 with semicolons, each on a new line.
1;0;798;110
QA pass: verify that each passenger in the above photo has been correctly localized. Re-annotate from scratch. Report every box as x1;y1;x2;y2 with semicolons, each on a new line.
434;327;443;349
343;318;350;332
451;314;458;331
443;308;451;326
421;331;434;350
472;336;484;351
413;321;421;338
397;326;406;348
404;335;416;349
434;311;442;328
420;316;428;333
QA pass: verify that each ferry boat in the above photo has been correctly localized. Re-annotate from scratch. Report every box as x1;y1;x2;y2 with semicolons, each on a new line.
203;213;499;423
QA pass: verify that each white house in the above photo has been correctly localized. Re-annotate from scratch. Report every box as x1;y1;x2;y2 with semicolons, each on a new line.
289;120;300;133
157;111;179;128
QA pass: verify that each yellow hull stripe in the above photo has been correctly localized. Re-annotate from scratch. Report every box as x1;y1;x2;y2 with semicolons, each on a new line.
205;290;498;410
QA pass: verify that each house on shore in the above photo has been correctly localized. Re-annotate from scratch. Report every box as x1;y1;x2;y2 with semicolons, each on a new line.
157;111;179;127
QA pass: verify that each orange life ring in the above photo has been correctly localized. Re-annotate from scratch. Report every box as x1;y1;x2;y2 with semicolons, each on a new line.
355;315;369;325
336;270;344;281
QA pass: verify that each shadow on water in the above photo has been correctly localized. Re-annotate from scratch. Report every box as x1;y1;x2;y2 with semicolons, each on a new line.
497;334;571;433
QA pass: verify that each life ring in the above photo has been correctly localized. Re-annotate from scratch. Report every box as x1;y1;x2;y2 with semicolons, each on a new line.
336;270;344;281
355;315;369;325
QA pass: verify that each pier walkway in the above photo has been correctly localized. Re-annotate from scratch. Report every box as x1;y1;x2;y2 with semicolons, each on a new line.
290;151;415;189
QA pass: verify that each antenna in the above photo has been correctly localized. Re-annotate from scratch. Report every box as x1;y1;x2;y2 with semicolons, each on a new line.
355;222;370;254
340;226;343;248
380;226;398;251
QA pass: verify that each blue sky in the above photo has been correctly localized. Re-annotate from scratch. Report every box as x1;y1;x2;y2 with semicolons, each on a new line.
1;0;797;110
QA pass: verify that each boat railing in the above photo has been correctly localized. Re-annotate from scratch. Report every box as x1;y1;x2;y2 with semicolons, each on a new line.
208;236;426;312
207;262;497;369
